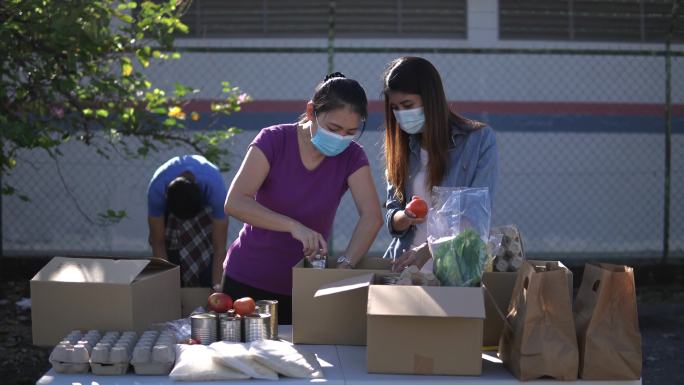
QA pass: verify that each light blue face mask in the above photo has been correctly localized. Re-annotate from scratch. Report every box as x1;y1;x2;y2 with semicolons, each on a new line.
393;106;425;134
311;114;355;157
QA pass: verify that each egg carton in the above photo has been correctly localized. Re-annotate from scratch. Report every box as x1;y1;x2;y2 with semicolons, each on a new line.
50;330;102;374
130;330;177;375
89;331;138;375
491;224;526;272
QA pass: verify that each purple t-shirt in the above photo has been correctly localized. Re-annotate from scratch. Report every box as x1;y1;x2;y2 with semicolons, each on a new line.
224;123;369;295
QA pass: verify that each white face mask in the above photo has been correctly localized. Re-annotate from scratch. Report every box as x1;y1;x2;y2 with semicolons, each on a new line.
393;107;425;134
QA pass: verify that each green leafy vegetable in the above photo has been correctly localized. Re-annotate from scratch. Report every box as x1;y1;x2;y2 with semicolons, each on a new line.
431;228;487;286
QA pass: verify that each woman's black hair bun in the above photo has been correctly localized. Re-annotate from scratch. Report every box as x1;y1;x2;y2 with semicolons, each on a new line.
324;72;346;81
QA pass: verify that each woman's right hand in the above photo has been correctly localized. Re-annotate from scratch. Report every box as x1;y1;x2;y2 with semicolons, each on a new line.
290;222;328;258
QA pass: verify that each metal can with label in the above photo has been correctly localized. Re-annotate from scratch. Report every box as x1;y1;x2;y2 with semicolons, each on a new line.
243;313;271;342
310;252;327;269
191;313;218;345
255;300;278;339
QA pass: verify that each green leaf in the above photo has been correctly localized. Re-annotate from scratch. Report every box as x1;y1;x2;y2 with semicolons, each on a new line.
2;186;16;195
96;109;109;118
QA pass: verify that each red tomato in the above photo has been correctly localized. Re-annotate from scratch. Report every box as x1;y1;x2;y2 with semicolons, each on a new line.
405;196;428;219
233;297;256;316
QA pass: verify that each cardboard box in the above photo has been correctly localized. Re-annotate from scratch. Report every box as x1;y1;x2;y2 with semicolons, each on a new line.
292;257;392;345
481;261;574;348
366;285;486;376
31;257;180;346
482;271;517;347
180;287;211;317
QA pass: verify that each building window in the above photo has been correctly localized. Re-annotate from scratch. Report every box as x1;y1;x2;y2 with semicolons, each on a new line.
180;0;466;38
499;0;684;43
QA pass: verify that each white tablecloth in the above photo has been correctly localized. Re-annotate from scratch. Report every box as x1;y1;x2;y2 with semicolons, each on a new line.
37;326;641;385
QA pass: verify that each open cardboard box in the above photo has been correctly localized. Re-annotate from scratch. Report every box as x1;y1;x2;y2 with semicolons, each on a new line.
482;271;517;347
31;256;180;346
366;284;485;376
311;272;486;375
292;257;392;345
180;287;211;317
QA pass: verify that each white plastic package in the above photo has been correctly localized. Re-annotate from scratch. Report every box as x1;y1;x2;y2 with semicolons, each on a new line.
210;341;279;380
248;339;324;379
169;344;249;381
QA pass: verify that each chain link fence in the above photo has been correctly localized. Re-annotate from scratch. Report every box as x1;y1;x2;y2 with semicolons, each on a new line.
3;42;683;260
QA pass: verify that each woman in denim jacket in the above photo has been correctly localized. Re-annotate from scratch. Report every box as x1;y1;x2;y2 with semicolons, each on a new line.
382;57;498;271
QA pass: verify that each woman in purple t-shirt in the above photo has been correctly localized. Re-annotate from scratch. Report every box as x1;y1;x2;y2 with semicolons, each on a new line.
221;73;383;324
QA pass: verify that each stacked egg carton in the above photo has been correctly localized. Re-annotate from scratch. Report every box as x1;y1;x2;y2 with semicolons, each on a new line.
49;330;101;374
89;331;138;375
491;225;525;272
130;330;177;375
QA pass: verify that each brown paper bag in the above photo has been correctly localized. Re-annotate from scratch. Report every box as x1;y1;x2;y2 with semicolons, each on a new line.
574;263;642;380
498;260;579;380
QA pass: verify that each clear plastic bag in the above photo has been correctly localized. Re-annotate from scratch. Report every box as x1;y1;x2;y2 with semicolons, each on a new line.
153;308;205;342
427;187;491;286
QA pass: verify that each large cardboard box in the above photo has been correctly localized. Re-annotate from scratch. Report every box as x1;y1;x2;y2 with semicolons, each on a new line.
180;287;211;317
366;285;486;376
481;271;517;347
31;257;181;346
292;257;392;345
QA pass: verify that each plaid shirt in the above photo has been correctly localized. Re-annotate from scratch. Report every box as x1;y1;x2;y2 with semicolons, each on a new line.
165;206;214;286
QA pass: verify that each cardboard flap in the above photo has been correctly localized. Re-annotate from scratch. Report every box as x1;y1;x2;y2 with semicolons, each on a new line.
32;257;151;284
368;286;485;319
528;259;568;272
314;273;375;298
356;257;392;271
144;257;177;271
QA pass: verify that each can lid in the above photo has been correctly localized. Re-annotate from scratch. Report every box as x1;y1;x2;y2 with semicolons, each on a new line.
244;313;269;319
191;313;217;320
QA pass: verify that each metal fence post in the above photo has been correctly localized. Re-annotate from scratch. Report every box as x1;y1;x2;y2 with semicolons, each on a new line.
327;0;336;254
663;0;680;263
327;1;336;75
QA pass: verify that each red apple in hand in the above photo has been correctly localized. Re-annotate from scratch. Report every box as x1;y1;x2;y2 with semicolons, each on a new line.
208;292;233;313
405;195;428;219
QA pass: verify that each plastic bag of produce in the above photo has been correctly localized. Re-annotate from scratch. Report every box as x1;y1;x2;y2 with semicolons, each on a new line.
427;187;491;286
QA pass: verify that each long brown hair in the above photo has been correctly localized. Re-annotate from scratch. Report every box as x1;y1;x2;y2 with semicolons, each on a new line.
383;57;485;203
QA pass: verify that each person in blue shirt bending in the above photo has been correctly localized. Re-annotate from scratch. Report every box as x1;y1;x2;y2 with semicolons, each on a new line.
147;155;228;290
382;57;499;271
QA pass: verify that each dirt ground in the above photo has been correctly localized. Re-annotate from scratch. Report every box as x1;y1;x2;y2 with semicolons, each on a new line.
0;256;682;385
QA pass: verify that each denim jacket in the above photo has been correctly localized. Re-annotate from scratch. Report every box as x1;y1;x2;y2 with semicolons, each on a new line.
383;124;498;260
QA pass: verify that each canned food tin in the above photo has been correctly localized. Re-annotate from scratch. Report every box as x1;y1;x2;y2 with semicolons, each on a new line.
310;253;326;269
191;313;218;345
218;313;242;342
381;273;401;285
243;313;271;342
255;300;278;339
